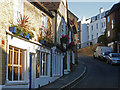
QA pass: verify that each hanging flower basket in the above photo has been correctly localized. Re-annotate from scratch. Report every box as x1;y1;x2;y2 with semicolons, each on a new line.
60;34;69;44
67;41;75;49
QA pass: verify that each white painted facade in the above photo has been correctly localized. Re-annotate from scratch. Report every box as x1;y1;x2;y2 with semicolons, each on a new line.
80;16;91;48
88;8;106;45
2;30;64;89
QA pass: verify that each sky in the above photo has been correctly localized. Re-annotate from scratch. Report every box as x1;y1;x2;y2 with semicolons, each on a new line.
68;2;118;21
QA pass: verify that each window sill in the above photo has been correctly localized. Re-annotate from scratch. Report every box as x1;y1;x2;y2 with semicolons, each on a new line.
5;81;28;86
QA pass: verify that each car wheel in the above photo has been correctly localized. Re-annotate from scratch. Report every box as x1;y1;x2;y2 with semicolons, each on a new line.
93;55;96;59
106;60;109;64
110;61;114;66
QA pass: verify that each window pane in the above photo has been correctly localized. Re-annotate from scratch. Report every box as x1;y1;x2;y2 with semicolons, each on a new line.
46;54;48;76
14;50;18;65
8;66;12;81
40;53;42;75
8;46;25;81
13;67;18;80
36;51;40;78
43;63;45;75
20;67;24;80
9;50;12;64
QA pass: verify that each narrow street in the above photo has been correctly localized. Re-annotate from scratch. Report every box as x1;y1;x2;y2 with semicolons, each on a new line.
68;54;120;89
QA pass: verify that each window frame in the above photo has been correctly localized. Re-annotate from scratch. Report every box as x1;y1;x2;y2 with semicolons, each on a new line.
36;51;49;78
7;46;25;81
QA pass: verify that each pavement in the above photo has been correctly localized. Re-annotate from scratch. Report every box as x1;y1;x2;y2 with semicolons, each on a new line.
37;58;87;89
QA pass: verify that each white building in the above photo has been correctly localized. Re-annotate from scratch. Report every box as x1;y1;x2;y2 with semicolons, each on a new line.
80;16;91;48
88;8;107;45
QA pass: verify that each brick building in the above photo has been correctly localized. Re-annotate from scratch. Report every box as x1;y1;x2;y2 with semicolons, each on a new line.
106;2;120;53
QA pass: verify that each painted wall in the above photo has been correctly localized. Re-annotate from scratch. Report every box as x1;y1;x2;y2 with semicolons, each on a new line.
89;18;106;44
56;0;67;44
80;17;91;48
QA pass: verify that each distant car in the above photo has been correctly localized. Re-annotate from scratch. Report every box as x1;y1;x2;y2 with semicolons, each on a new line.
100;52;111;61
93;46;112;59
106;53;120;65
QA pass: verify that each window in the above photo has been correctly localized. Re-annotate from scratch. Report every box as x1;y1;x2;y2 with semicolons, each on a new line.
14;0;23;23
91;25;93;31
42;14;47;37
8;46;24;81
36;51;48;77
36;51;40;78
112;20;114;29
40;53;48;76
107;16;110;22
108;31;110;37
104;22;106;27
101;23;103;28
91;35;93;40
96;33;98;37
96;23;98;29
61;18;65;37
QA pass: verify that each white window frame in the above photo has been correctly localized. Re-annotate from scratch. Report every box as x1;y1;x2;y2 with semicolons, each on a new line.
7;46;26;82
14;0;23;24
36;51;48;77
108;31;110;37
107;16;110;22
42;14;47;37
112;20;114;29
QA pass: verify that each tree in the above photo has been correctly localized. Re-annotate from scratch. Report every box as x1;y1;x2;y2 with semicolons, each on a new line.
98;30;108;45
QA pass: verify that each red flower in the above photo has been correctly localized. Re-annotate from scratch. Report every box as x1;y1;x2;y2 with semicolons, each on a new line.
61;34;69;40
65;35;69;39
62;35;64;38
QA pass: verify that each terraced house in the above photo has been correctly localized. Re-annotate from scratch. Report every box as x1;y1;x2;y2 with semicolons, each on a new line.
0;0;70;89
105;2;120;53
0;0;79;89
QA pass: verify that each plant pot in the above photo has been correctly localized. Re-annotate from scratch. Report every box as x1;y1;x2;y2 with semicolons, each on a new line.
25;33;29;39
9;27;16;33
42;40;46;44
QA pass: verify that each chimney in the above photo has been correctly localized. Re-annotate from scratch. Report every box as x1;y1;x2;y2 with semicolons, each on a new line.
99;7;104;14
81;16;86;21
99;7;104;19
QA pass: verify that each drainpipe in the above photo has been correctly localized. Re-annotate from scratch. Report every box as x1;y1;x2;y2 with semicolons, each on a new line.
54;10;57;45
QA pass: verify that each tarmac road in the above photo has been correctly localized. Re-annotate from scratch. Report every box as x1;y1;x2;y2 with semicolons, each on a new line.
68;54;120;89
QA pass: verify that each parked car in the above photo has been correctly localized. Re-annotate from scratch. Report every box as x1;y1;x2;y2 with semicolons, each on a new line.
100;52;111;61
106;53;120;65
93;46;112;59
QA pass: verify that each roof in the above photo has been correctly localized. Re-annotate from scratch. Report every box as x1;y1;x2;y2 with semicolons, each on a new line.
106;2;120;16
40;1;61;11
68;10;79;20
29;0;54;18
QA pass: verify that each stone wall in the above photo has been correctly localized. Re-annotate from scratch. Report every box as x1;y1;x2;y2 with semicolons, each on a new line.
0;0;14;85
0;0;53;85
24;1;53;42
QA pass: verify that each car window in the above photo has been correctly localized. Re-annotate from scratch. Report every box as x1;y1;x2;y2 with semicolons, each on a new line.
112;54;120;57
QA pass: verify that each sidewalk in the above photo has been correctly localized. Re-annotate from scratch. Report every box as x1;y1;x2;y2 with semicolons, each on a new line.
37;59;87;89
